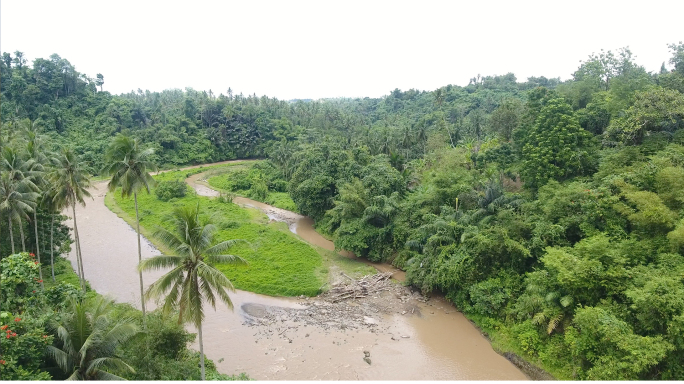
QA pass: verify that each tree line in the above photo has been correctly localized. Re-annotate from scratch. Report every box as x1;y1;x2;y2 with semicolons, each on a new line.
266;44;684;379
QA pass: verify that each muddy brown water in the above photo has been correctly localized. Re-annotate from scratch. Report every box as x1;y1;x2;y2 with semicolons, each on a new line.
62;162;527;380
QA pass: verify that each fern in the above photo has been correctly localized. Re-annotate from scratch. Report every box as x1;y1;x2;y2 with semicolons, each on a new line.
547;314;563;334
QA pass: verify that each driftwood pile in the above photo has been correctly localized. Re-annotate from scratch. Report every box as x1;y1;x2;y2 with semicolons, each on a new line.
324;272;393;303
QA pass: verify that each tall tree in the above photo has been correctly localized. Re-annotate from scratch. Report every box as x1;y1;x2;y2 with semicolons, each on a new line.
50;148;91;291
24;124;50;289
102;134;157;321
138;203;247;380
0;147;39;254
520;98;597;189
95;73;104;92
489;98;523;141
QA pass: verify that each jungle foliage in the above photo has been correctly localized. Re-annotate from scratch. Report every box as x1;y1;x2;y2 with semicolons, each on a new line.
0;252;247;380
3;42;684;379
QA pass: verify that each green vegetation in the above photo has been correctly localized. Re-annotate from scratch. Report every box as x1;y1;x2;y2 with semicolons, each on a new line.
0;251;248;381
1;125;249;380
263;45;684;379
103;133;158;319
112;169;324;297
206;161;298;211
154;179;187;201
50;148;93;292
48;296;138;380
3;42;684;380
140;203;249;380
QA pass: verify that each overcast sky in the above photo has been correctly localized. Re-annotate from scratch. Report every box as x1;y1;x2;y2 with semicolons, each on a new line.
1;0;683;100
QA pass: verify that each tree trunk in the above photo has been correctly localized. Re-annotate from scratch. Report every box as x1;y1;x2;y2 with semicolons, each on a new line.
34;210;44;289
50;215;55;283
40;214;46;259
134;193;147;325
19;221;26;252
8;217;15;254
198;321;206;380
72;202;86;292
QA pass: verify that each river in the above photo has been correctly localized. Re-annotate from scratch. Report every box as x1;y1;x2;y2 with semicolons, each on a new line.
63;162;528;380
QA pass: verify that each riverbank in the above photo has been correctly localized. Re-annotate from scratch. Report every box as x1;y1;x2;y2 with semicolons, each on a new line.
188;165;557;380
71;161;529;380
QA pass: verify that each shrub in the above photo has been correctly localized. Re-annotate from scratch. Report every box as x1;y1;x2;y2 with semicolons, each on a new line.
269;179;288;192
247;175;268;201
1;253;43;314
469;277;510;317
155;179;187;201
512;320;543;356
217;192;235;204
0;312;53;380
226;170;251;191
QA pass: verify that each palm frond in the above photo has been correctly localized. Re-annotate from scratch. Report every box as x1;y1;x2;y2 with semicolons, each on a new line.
206;253;248;265
153;227;190;256
138;254;183;271
547;314;564;335
92;370;128;380
66;370;81;380
87;357;135;376
144;265;184;300
46;345;73;373
204;238;248;256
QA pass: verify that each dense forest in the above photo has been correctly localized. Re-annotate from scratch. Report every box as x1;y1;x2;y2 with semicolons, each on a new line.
2;42;684;379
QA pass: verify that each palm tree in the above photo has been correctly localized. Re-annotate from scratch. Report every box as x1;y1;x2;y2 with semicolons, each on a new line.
41;187;60;283
50;148;91;292
138;203;247;380
102;134;157;319
47;296;138;380
0;147;39;255
24;126;51;289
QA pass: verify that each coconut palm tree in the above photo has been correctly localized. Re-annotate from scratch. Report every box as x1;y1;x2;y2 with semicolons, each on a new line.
138;203;247;380
24;126;51;289
41;187;60;283
102;134;157;319
50;148;91;292
0;147;39;254
47;296;138;380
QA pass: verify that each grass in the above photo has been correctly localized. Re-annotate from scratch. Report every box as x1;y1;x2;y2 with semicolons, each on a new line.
43;256;82;289
107;169;326;297
205;166;299;212
463;312;571;380
314;246;376;286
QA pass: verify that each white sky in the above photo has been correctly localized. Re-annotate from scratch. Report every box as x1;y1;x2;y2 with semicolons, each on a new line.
1;0;683;100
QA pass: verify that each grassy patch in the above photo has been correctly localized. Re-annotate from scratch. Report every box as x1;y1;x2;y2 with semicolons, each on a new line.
314;246;376;286
43;256;82;289
464;312;571;380
108;169;324;297
205;163;298;212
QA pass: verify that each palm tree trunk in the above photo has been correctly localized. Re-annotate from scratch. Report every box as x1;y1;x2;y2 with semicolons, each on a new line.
34;210;44;289
50;214;56;283
8;217;15;254
198;321;206;380
40;215;46;258
72;202;86;292
19;221;26;252
134;193;147;324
